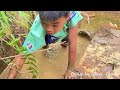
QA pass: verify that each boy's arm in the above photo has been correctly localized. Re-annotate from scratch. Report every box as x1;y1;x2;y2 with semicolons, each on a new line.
7;53;25;79
62;21;82;79
62;25;78;79
67;25;78;70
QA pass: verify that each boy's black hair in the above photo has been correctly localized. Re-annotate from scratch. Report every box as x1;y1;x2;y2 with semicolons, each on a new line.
39;11;70;21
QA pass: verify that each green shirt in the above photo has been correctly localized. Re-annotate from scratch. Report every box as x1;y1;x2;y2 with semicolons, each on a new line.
23;11;83;53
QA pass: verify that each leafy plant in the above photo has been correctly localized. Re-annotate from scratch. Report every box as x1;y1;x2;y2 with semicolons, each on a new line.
24;54;38;79
0;11;39;78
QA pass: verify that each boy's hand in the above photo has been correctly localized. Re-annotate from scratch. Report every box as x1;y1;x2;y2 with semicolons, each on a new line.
62;68;80;79
62;70;74;79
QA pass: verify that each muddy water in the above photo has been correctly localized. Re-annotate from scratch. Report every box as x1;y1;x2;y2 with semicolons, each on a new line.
0;34;90;79
18;33;90;79
0;27;92;79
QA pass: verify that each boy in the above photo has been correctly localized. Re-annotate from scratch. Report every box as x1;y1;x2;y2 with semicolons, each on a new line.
7;11;83;79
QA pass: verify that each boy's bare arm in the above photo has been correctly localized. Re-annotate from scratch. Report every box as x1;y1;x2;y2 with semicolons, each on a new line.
67;25;78;70
62;25;78;79
7;53;25;79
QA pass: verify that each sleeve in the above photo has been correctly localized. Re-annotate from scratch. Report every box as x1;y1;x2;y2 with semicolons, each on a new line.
22;15;46;54
67;11;83;28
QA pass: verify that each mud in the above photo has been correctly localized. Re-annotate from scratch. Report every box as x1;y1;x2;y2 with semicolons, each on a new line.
75;26;120;79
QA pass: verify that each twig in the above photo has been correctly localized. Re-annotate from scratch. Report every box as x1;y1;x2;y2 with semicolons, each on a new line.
9;65;25;74
0;38;18;51
80;11;90;25
0;41;66;61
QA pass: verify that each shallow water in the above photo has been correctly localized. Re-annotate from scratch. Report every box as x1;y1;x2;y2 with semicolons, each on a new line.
17;33;90;79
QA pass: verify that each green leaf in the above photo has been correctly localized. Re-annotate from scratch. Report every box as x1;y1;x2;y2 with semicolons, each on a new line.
19;46;27;52
28;57;36;63
18;11;30;21
8;13;30;29
9;38;20;46
23;53;33;59
10;34;15;40
27;67;38;75
28;70;38;79
8;34;20;46
27;67;32;70
26;53;33;57
15;44;20;50
0;20;8;31
0;30;5;38
0;11;9;25
17;11;32;28
29;62;37;68
32;74;37;79
25;61;30;64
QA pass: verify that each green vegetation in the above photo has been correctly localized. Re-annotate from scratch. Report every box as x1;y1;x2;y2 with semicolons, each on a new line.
0;11;38;78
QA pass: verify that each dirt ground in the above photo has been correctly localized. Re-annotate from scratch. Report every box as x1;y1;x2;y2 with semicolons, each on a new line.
0;11;120;79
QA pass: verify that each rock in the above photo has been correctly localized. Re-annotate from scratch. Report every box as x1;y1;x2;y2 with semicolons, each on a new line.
76;26;120;79
78;29;95;40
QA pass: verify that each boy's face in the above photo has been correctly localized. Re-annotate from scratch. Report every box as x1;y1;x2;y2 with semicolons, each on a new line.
41;16;69;35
